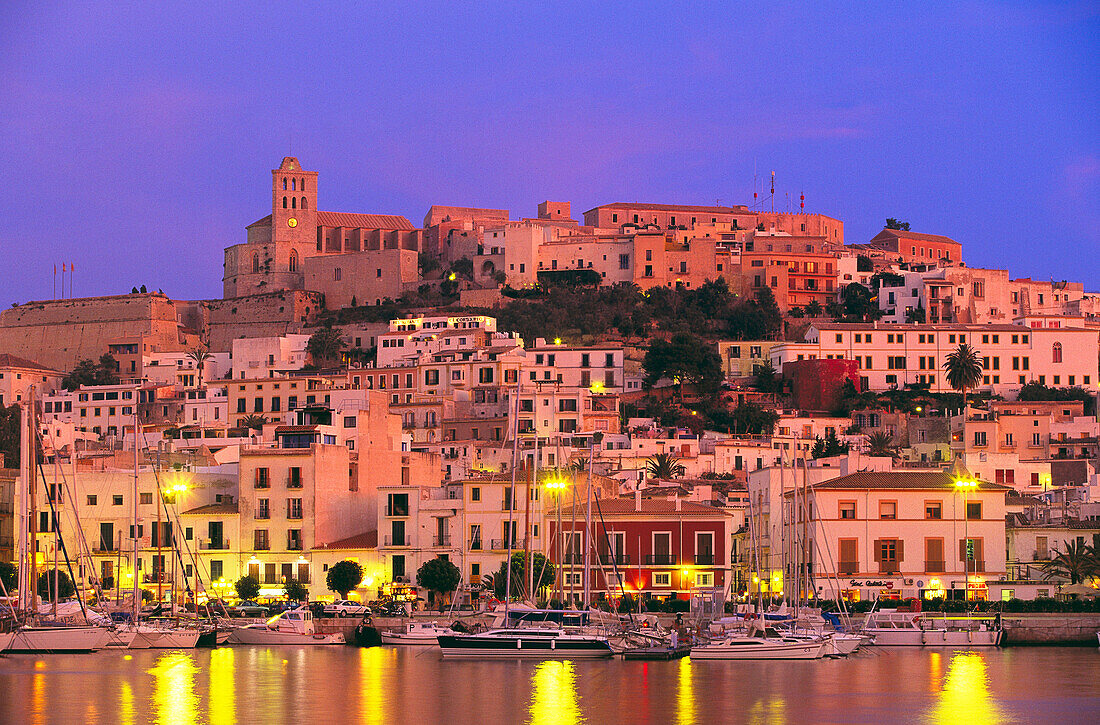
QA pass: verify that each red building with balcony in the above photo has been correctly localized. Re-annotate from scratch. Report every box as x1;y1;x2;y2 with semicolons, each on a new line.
549;496;733;601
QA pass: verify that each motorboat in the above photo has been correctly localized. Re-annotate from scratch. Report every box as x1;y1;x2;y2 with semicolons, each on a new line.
690;633;828;660
381;621;455;645
5;625;113;653
862;612;1002;646
438;628;614;659
228;607;344;645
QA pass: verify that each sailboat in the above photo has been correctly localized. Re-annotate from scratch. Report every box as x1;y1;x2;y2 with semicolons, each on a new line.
5;391;111;653
439;393;612;660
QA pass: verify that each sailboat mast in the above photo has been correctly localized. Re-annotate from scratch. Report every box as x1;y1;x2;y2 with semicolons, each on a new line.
503;384;521;617
28;388;38;617
132;410;140;619
582;439;594;608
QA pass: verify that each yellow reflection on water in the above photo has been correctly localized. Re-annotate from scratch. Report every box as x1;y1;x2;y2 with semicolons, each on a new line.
928;651;1002;724
677;657;695;725
148;651;199;725
208;647;236;723
747;693;787;725
359;645;394;723
528;660;581;725
118;679;135;725
31;666;45;725
928;651;943;693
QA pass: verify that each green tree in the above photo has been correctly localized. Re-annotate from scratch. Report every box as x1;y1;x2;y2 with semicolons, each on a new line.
0;404;19;469
37;569;75;600
0;560;17;593
866;431;896;457
752;361;781;394
326;559;364;599
804;299;823;318
1017;382;1096;415
1041;541;1097;585
283;579;308;602
905;305;926;323
306;326;346;368
234;575;260;601
856;254;874;272
788;306;805;319
943;343;983;409
728;401;779;435
839;283;879;321
645;452;686;479
811;430;850;459
753;286;783;337
885;218;911;231
493;552;555;600
416;557;462;610
62;354;120;391
643;333;722;401
186;345;212;387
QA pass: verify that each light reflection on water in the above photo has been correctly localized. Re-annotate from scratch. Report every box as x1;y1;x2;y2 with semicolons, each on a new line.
0;646;1098;723
927;651;1002;725
528;660;581;725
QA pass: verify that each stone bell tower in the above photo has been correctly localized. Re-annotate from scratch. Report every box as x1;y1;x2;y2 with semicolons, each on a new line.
272;157;318;246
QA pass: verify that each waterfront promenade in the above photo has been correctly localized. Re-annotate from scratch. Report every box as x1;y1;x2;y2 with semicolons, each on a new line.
2;646;1099;723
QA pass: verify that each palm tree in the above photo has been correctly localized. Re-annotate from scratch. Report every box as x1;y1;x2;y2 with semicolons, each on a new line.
866;431;896;457
804;299;823;318
645;452;686;480
186;345;212;387
788;306;805;319
570;458;589;474
240;414;266;432
1041;541;1098;584
943;343;983;409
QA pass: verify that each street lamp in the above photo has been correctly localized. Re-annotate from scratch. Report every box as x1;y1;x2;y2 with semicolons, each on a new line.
954;478;978;602
544;473;571;604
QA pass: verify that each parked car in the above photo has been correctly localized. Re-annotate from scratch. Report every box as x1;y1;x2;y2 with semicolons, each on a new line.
324;600;371;617
231;600;268;617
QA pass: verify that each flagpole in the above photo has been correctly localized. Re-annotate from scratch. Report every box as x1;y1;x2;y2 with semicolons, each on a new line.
53;264;56;299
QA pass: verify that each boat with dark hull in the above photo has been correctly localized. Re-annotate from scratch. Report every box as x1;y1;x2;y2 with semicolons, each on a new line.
438;628;613;659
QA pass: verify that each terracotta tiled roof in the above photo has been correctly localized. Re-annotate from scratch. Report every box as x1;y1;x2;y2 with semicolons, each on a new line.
181;502;238;515
317;211;414;230
586;203;750;214
0;354;59;373
810;471;1011;491
318;530;378;550
274;425;318;433
246;214;272;228
871;229;959;245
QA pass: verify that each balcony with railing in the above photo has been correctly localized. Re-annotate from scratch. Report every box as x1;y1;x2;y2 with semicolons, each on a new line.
432;535;452;547
644;553;676;566
469;538;483;551
383;535;411;547
287;539;303;551
878;561;900;574
490;538;526;550
384;506;410;517
199;538;230;551
694;553;715;565
838;561;859;575
965;560;986;573
599;553;630;566
1033;550;1050;561
924;560;946;572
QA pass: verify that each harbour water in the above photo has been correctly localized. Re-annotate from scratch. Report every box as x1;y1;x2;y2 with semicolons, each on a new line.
1;646;1099;724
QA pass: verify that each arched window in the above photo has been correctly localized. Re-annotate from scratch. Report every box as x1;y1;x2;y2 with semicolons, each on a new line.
291;197;296;209
301;197;307;210
282;178;287;190
252;253;260;274
1053;342;1062;363
301;178;306;191
289;250;298;273
282;196;287;209
291;179;296;191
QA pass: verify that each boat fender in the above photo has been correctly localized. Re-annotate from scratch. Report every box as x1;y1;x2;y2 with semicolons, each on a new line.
968;629;972;642
921;629;927;645
517;638;522;649
551;638;556;650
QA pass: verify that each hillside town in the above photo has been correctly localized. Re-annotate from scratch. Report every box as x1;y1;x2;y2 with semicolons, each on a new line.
3;155;1100;616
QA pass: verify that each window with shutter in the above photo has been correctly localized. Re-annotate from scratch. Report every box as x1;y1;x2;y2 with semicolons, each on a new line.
838;539;858;574
925;538;945;571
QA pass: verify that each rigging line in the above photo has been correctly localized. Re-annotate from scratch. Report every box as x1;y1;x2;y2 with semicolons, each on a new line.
592;491;635;627
35;456;88;621
35;427;102;604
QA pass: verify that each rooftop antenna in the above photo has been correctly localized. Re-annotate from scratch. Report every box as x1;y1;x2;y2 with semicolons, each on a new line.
753;160;758;211
800;190;805;213
770;171;775;213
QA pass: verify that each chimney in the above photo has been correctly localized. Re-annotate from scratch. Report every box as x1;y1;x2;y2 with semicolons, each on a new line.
635;486;642;511
675;496;682;511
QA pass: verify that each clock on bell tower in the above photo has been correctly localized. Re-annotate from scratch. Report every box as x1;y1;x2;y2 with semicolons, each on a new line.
271;156;317;246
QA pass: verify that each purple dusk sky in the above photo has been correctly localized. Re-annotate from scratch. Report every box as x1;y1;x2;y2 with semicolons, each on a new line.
1;2;1096;305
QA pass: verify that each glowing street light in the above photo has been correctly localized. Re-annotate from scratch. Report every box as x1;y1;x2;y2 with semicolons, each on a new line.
954;478;979;601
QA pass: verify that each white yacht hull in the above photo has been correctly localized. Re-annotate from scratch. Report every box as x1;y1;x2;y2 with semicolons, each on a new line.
382;631;449;645
691;637;827;660
228;626;345;645
864;628;1001;646
6;626;112;653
